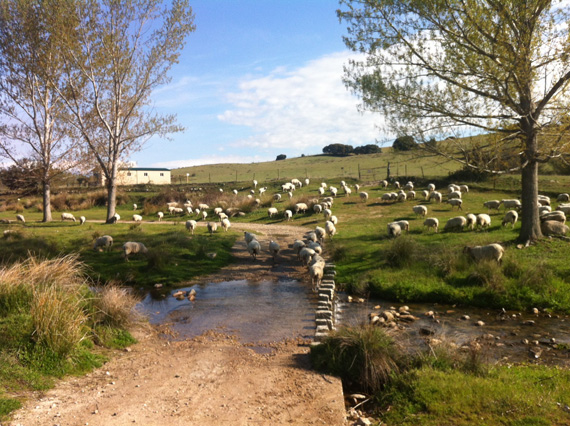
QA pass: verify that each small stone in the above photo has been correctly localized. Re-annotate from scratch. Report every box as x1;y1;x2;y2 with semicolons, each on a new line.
461;315;470;321
154;283;163;289
532;308;539;315
475;321;485;327
551;338;557;343
523;320;536;326
347;296;353;303
398;305;410;313
419;327;434;336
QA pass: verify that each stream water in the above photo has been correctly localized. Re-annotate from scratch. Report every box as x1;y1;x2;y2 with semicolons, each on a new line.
138;280;570;364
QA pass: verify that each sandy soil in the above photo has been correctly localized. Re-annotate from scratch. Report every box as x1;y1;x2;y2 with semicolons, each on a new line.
8;222;347;426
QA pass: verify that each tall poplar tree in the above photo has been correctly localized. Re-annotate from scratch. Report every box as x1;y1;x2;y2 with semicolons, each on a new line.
59;0;195;223
339;0;570;244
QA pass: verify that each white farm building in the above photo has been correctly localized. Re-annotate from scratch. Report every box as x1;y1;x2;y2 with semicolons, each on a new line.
97;167;171;186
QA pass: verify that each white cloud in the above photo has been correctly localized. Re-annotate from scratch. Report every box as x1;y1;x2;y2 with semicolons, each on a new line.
218;51;386;151
152;154;272;169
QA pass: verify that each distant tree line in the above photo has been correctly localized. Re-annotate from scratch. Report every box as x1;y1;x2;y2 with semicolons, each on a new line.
322;143;382;156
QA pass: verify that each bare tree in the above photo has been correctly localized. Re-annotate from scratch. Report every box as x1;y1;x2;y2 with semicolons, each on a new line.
58;0;195;222
0;0;80;222
339;0;570;244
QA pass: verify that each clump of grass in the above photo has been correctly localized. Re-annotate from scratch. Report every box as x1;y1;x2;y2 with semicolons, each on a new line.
518;260;552;291
128;223;142;232
311;325;403;393
431;246;470;278
92;283;142;328
385;235;418;268
466;260;505;292
145;248;169;272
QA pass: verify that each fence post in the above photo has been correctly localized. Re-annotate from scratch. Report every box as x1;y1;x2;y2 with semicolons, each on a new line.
405;164;408;176
209;173;211;183
421;166;425;179
358;163;361;180
387;162;391;180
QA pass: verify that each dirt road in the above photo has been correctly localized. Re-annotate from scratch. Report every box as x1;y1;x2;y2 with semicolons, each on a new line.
8;222;347;426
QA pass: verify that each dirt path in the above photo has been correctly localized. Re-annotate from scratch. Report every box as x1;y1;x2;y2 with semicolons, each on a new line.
8;222;347;426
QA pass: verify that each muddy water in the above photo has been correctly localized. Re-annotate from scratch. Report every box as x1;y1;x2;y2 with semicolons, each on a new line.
138;279;317;345
337;296;570;365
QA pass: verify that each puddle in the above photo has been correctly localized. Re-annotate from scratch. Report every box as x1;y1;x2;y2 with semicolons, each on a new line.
138;279;317;349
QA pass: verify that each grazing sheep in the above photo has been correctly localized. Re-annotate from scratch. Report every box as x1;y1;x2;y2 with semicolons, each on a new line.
406;190;416;200
381;193;393;203
444;216;467;232
172;207;184;215
93;235;113;252
330;186;338;197
413;205;428;217
315;226;326;242
168;206;176;215
427;183;436;192
244;231;257;244
540;210;566;223
501;199;522;210
359;192;369;202
293;240;306;259
541;220;569;236
476;213;491;230
321;182;327;189
325;221;336;239
556;204;570;215
539;205;552;215
387;222;402;238
284;210;293;221
221;218;231;231
318;187;325;196
299;247;316;265
186;220;197;234
448;184;460;192
268;207;279;218
330;215;338;225
380;180;388;188
288;191;294;199
111;213;120;223
157;211;164;221
295;203;308;214
397;192;407;202
253;180;258;189
423;217;439;232
207;222;218;235
466;213;477;230
61;212;76;222
198;203;209;210
313;204;323;214
123;242;148;261
305;231;318;243
421;190;430;201
309;264;324;290
79;216;86;225
343;186;352;197
448;191;462;200
393;220;409;232
447;198;463;210
247;239;261;260
233;189;238;195
201;210;208;220
322;197;334;206
404;181;414;191
16;214;25;223
133;203;137;210
166;202;178;209
259;187;267;195
429;191;443;203
483;200;501;212
214;207;223;215
394;181;400;189
305;178;310;186
459;185;469;193
307;241;322;254
184;200;193;208
538;195;551;206
132;214;143;222
557;193;570;203
194;208;201;215
355;184;360;191
269;240;280;262
273;193;282;202
323;208;332;220
464;243;504;263
502;210;518;228
292;178;302;188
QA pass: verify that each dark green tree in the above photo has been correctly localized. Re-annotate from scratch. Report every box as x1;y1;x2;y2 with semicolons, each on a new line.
392;136;417;151
323;144;354;156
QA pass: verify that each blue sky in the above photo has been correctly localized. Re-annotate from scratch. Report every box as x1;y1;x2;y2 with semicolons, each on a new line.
138;0;385;169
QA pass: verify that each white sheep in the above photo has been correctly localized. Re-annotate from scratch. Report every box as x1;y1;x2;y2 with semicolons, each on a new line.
93;235;113;252
330;186;338;197
429;191;443;203
448;191;462;200
313;204;323;214
556;204;570;215
305;178;310;186
61;212;76;222
444;216;467;232
284;210;293;221
404;181;414;191
539;205;552;215
397;192;407;202
502;210;518;228
393;220;409;232
380;180;388;188
259;187;267;195
359;192;369;202
448;184;460;192
273;193;282;202
123;241;148;261
387;222;401;238
318;187;325;196
557;193;570;203
483;200;501;212
218;212;228;221
207;222;218;235
299;247;316;265
540;210;566;223
423;217;439;232
538;195;551;206
214;207;223;215
447;198;463;210
305;231;318;243
267;207;278;218
172;207;184;215
133;203;137;210
325;221;337;239
464;243;504;263
394;181;400;189
221;218;231;232
288;191;294;199
413;205;428;217
198;203;209;210
406;190;416;200
186;220;197;234
233;189;238;195
201;210;208;221
295;203;308;214
381;193;393;203
422;190;430;201
459;185;469;193
79;216;86;225
315;226;326;242
427;183;435;192
291;178;302;187
330;215;338;225
355;184;360;191
541;220;569;236
132;214;143;222
253;180;258;189
476;213;491;230
293;240;306;259
501;199;522;210
16;214;25;223
323;208;332;220
307;241;322;254
112;213;120;222
244;231;257;244
269;240;280;262
321;182;328;189
466;213;477;230
309;264;324;290
248;239;261;260
157;211;164;221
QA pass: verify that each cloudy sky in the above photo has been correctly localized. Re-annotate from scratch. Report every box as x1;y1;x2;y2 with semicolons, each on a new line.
135;0;385;169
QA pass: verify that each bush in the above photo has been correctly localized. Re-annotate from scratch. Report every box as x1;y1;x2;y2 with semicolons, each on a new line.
392;136;417;151
385;236;418;268
322;143;354;156
311;325;403;393
92;283;142;328
354;144;382;154
276;154;287;161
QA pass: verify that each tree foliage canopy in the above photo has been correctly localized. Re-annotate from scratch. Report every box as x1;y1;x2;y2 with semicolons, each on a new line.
354;144;382;154
392;136;416;151
323;143;354;156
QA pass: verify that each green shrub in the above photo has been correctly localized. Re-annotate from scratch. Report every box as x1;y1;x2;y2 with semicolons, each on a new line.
386;236;418;268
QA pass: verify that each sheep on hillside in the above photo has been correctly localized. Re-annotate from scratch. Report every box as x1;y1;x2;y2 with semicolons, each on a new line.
464;243;504;263
79;216;86;225
444;216;467;232
359;192;369;202
221;218;231;232
315;226;326;242
413;205;428;217
123;242;148;261
267;207;278;218
557;193;570;203
132;214;143;222
501;199;522;210
157;211;164;221
16;214;25;223
466;213;477;230
447;198;463;210
61;213;76;222
540;210;566;223
247;239;261;260
133;204;137;210
423;217;439;232
429;191;443;203
387;222;402;238
186;220;197;234
284;210;293;221
295;203;308;214
93;235;113;252
483;200;501;212
325;221;336;239
269;240;280;262
502;210;518;228
476;213;491;230
541;220;569;236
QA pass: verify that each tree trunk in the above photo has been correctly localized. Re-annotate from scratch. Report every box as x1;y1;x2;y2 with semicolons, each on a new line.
518;132;542;244
42;181;52;222
105;161;118;223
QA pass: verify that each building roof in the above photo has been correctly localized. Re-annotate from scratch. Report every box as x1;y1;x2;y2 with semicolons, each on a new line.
119;167;170;172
